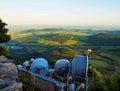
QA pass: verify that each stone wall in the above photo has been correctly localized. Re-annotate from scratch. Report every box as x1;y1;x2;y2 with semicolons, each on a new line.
18;68;66;91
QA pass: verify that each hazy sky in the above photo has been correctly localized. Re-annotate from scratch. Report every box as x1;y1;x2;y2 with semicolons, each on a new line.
0;0;120;26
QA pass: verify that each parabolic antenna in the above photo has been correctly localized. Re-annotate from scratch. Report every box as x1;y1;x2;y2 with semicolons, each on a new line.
72;55;88;78
55;59;71;76
30;58;49;75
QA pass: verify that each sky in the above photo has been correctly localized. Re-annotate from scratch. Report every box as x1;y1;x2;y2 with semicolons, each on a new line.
0;0;120;26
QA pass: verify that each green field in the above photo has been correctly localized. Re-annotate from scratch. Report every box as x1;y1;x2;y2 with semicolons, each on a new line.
89;59;109;68
4;28;120;74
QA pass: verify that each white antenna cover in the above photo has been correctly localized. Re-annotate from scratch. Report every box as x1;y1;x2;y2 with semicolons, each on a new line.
55;59;71;76
30;58;49;75
72;55;88;78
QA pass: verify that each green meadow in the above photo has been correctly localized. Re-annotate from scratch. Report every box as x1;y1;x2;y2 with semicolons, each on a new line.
4;28;120;74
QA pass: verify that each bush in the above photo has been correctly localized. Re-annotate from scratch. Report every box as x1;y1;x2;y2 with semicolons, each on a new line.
110;70;120;91
0;46;12;58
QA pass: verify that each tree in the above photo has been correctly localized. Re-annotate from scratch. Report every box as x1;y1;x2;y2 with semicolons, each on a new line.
0;18;11;43
88;66;108;91
0;18;11;58
110;70;120;91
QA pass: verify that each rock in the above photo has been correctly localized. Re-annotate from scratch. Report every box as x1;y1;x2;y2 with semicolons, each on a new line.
0;79;23;91
0;55;13;63
0;69;18;80
0;62;18;80
0;56;23;91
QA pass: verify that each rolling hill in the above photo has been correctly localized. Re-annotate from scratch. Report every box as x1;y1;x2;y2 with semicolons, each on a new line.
85;33;120;46
2;28;120;74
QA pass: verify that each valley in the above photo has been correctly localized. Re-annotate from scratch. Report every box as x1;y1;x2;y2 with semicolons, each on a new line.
2;28;120;74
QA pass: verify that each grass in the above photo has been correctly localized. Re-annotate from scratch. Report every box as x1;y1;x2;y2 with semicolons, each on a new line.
109;54;120;64
89;59;109;68
8;29;120;66
27;47;47;53
99;51;120;64
10;46;24;49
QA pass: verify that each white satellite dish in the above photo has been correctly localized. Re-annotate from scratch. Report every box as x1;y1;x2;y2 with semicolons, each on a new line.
72;55;88;78
55;59;71;76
